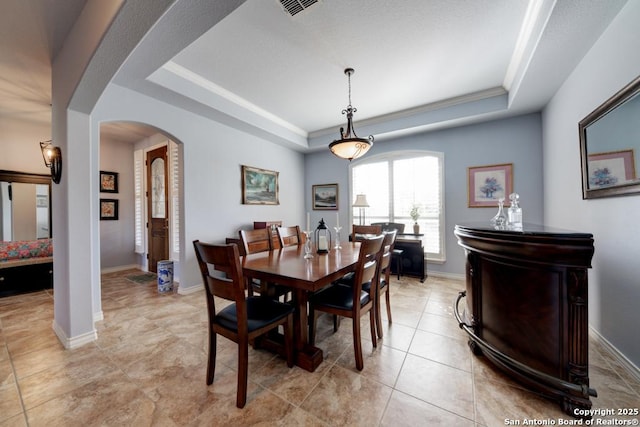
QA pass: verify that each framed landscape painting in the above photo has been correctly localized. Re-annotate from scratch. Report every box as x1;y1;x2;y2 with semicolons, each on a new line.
312;184;338;210
468;163;513;207
242;165;279;205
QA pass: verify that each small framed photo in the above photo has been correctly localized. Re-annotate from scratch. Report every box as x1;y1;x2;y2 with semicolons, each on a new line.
100;171;119;193
242;165;279;205
100;199;119;220
587;149;636;188
312;184;338;210
468;163;513;208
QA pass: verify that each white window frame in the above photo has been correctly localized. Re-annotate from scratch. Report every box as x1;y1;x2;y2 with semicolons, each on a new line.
349;150;445;262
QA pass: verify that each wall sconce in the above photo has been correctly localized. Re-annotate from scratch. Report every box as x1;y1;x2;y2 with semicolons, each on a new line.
40;140;62;184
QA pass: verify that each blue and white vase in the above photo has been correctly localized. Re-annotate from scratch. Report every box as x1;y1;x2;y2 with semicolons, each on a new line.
157;260;174;293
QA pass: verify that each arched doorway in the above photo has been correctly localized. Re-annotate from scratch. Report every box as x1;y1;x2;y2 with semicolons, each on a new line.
99;120;184;281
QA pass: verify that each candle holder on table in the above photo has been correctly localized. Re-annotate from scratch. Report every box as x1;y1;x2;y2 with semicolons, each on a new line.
333;226;342;249
303;231;313;259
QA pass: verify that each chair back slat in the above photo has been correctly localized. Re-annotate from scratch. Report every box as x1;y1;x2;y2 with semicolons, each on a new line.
276;225;302;247
239;228;273;254
193;241;246;303
352;224;382;242
371;222;405;234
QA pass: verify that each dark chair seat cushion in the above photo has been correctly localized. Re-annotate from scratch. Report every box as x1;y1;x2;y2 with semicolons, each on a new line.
215;297;294;332
337;274;386;293
335;271;354;285
311;283;370;310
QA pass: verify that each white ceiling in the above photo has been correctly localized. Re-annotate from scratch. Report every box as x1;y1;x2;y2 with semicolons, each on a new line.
0;0;630;147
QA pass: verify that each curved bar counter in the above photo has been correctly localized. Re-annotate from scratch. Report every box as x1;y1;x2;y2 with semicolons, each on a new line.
453;223;597;418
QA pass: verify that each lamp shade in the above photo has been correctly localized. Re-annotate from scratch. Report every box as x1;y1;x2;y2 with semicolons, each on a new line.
329;138;372;161
352;194;369;207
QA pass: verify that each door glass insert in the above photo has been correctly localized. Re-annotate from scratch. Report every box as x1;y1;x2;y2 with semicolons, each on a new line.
151;158;166;218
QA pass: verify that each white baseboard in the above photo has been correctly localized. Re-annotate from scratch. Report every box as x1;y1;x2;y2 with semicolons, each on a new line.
52;320;98;349
100;264;141;274
427;270;465;281
589;327;640;383
93;311;104;322
177;283;203;295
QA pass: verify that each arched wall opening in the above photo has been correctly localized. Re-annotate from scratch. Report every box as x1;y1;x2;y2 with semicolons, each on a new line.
96;120;185;318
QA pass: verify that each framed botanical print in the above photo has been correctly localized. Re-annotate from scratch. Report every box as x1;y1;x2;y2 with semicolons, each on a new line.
312;184;338;210
468;163;513;207
100;199;119;220
100;171;119;193
587;150;636;188
241;165;279;205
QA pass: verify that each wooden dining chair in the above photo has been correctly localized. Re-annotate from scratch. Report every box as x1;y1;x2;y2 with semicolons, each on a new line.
193;240;294;408
276;225;302;247
239;228;289;299
336;224;383;287
308;234;384;371
239;228;273;255
371;222;404;279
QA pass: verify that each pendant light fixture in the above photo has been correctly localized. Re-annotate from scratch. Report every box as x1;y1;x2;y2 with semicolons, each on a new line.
328;68;374;161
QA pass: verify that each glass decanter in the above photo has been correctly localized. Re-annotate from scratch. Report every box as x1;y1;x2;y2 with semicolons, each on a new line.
490;197;507;229
508;192;523;230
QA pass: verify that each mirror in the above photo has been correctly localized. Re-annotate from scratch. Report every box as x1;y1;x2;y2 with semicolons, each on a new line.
0;170;52;241
579;75;640;199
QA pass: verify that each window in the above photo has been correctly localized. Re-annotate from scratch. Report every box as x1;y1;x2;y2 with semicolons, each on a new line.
350;151;445;261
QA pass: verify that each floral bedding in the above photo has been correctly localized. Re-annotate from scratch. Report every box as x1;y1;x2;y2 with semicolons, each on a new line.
0;239;53;262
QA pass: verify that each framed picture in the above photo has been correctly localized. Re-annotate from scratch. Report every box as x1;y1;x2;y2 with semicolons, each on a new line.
242;165;279;205
468;163;513;207
312;184;339;210
100;171;119;193
100;199;119;220
587;149;636;189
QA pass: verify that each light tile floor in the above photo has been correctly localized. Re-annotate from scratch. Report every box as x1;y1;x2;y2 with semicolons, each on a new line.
1;270;639;426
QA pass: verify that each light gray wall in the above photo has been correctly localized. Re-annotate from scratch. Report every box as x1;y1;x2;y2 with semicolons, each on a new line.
99;138;136;269
542;0;640;367
305;113;544;276
93;84;306;291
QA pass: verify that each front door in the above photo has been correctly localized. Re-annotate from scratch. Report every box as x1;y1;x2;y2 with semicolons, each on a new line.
147;146;169;273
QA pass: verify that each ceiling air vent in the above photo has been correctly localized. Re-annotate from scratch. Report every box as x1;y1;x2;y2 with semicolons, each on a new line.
279;0;319;17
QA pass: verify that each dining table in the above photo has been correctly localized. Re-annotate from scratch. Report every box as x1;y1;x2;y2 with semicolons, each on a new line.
241;241;361;372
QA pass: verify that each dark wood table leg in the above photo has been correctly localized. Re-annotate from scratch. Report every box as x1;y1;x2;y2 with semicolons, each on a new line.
292;288;323;372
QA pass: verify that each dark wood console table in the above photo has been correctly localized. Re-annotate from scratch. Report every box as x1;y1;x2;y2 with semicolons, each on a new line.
453;223;596;418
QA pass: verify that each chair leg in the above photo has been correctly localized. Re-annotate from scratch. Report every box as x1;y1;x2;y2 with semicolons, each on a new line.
375;289;383;339
385;291;392;324
236;338;249;408
369;310;377;348
284;315;294;368
333;314;341;332
353;315;364;371
206;330;216;385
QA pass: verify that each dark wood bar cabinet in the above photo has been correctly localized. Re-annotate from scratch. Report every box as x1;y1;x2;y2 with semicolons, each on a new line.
453;223;597;418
